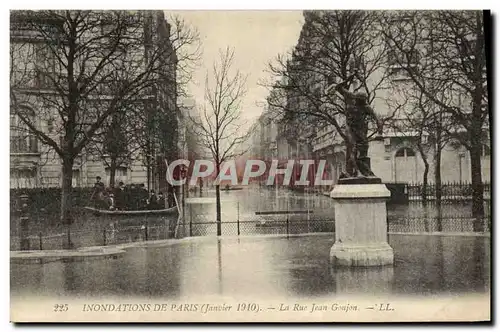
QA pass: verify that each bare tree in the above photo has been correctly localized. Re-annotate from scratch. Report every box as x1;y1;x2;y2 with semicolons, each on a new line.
86;102;143;187
382;10;489;226
183;107;205;161
386;86;452;203
10;10;200;222
91;13;201;192
265;10;395;173
188;47;249;236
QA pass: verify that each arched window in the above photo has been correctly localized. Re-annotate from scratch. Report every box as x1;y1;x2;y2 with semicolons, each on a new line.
10;111;38;153
395;147;415;158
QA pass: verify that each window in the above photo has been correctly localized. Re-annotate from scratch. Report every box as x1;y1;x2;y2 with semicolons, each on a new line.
10;113;38;153
34;44;56;88
47;118;54;133
384;138;392;153
395;147;416;157
105;166;128;186
72;169;81;187
387;48;420;77
10;168;37;188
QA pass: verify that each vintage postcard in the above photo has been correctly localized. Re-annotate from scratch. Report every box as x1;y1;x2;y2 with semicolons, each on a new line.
9;9;491;323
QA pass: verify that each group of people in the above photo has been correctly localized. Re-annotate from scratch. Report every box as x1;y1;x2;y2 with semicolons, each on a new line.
90;176;166;211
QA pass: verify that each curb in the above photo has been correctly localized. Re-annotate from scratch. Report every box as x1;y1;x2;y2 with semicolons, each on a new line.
10;231;490;264
10;246;127;264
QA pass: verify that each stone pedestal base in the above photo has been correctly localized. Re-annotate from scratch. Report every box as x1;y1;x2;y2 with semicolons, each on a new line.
330;265;394;294
330;182;394;267
330;242;394;267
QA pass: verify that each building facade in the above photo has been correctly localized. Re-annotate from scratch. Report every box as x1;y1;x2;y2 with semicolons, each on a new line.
255;10;491;187
10;10;181;191
255;111;491;186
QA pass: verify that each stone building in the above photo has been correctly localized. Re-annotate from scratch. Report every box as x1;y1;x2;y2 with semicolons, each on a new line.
258;111;491;186
258;10;491;186
10;10;181;191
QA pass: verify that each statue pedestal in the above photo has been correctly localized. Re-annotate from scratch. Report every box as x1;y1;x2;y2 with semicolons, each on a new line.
330;182;394;267
331;266;394;295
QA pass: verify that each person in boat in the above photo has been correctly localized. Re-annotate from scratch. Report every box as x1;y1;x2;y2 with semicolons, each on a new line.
157;192;165;210
124;183;136;210
114;181;126;210
107;191;116;210
90;176;106;209
139;184;149;210
126;184;142;210
147;190;158;210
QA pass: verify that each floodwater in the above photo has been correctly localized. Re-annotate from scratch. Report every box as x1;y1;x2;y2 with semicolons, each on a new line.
185;186;490;223
180;187;490;236
10;234;490;300
10;186;491;250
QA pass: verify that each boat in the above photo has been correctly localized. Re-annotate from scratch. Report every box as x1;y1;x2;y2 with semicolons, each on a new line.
223;187;244;191
82;205;179;216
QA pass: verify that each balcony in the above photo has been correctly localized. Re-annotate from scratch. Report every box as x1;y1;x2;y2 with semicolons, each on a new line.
10;136;38;154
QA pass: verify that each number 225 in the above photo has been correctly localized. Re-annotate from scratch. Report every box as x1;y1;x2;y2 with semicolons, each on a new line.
53;304;68;312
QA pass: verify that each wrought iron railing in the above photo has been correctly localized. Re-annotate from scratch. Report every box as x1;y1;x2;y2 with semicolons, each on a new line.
10;214;490;251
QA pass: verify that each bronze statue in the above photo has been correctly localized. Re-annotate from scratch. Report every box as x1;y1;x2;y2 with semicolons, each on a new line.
326;74;383;181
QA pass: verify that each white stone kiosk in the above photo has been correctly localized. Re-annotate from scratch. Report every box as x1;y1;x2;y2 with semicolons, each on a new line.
330;178;394;266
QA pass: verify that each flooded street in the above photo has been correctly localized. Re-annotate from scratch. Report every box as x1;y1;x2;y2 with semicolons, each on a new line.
185;186;490;223
11;234;490;300
10;187;490;251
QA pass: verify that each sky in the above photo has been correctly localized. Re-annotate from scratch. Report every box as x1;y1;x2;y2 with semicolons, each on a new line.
168;11;304;129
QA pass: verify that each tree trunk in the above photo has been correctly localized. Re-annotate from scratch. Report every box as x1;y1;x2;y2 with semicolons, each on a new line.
109;156;117;188
422;162;429;204
417;144;429;204
435;145;442;203
60;157;74;249
434;142;443;232
470;11;485;231
215;163;222;236
60;157;74;222
470;143;484;232
215;184;221;236
146;159;151;191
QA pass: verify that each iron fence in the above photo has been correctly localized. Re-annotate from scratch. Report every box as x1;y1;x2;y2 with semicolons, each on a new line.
175;214;490;238
176;218;335;238
10;223;174;251
405;182;491;202
10;208;491;251
387;216;491;234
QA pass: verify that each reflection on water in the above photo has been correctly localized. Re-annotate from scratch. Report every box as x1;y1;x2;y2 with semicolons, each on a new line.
186;188;333;223
11;234;490;300
181;187;490;236
11;187;490;250
331;266;395;295
185;187;490;223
